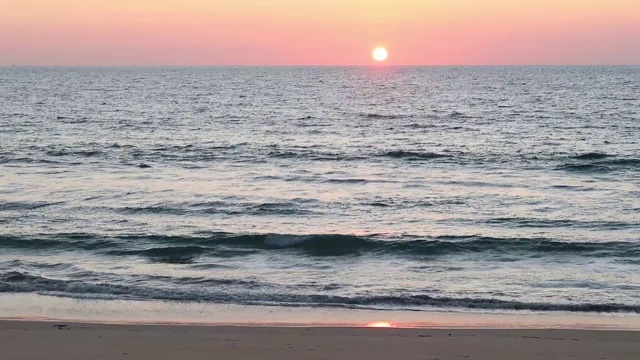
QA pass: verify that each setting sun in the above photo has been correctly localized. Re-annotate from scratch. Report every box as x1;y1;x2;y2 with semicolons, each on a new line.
373;47;388;62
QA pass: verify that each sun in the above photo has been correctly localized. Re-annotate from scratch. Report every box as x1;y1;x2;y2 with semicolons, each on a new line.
372;47;388;62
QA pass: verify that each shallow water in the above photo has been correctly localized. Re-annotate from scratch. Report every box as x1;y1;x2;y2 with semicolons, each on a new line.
1;66;639;315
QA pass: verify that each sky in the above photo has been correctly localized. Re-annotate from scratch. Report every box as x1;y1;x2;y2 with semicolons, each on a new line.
1;0;639;66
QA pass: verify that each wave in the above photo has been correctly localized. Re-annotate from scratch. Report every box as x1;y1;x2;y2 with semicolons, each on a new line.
0;259;81;274
360;113;405;119
449;111;473;118
378;151;452;160
249;202;312;215
13;145;634;169
557;163;608;172
324;178;382;184
366;202;392;207
186;234;629;258
55;117;88;124
0;201;64;211
117;205;188;215
262;234;373;254
557;157;640;173
0;234;121;251
106;246;208;264
572;152;611;160
1;143;245;166
345;294;640;313
0;157;70;165
485;217;638;229
265;149;360;161
115;201;312;216
46;149;102;157
266;148;457;162
1;270;638;314
604;158;640;167
2;138;636;170
3;233;637;260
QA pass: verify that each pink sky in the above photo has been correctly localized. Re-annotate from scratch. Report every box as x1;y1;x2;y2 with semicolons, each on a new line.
1;0;639;66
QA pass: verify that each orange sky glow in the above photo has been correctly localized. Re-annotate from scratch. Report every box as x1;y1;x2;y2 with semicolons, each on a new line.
1;0;639;66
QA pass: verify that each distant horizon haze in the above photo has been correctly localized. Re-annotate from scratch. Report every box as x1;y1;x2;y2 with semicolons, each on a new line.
1;0;640;66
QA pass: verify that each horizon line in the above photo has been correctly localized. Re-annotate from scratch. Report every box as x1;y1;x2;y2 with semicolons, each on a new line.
2;64;640;68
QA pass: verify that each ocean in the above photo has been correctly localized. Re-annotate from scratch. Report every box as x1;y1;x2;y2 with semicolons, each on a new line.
1;66;639;321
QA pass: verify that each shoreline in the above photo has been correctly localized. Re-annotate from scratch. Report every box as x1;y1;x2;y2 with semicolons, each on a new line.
1;294;639;331
2;320;639;360
2;314;640;331
5;317;639;329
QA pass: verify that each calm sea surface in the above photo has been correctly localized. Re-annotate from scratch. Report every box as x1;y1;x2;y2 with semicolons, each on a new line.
1;66;639;315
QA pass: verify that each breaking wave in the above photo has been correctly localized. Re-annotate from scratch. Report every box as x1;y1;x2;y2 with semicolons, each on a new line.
1;270;638;314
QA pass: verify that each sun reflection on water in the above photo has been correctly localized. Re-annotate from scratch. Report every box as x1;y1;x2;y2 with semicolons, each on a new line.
367;322;394;328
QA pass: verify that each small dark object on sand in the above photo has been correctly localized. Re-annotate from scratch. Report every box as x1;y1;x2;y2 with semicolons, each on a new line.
53;324;67;330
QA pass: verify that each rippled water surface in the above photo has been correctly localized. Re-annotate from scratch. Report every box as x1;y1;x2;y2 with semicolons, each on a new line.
1;66;639;314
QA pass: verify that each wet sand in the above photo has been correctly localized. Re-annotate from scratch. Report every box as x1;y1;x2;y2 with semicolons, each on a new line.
1;320;639;360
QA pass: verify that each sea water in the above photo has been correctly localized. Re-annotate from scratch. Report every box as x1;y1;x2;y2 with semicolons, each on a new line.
0;66;639;320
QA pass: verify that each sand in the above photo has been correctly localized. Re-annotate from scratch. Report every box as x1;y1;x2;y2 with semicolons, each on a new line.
1;320;639;360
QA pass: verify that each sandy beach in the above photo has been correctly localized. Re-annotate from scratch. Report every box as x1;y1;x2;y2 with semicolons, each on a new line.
1;320;638;360
3;1;640;359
